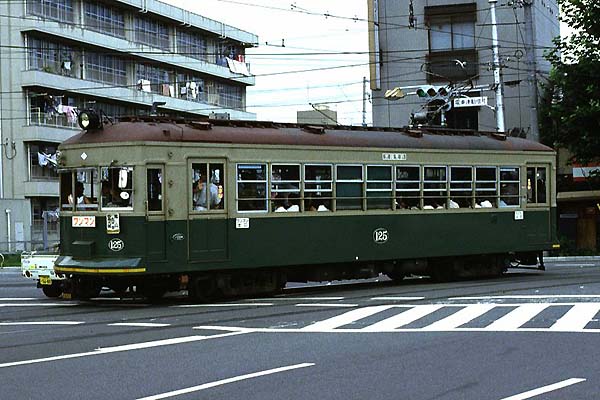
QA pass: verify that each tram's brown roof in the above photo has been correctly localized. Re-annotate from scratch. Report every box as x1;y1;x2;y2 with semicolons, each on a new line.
61;119;554;152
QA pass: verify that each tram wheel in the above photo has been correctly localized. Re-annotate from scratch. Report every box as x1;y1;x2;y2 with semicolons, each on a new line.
42;282;62;298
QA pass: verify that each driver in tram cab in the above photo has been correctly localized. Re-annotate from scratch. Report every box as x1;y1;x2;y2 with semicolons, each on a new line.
68;181;91;208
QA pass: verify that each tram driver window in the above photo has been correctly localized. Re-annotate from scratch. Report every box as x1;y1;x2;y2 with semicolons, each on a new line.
271;164;300;212
304;164;332;212
237;164;267;212
60;171;74;211
192;163;224;211
101;166;133;209
527;166;547;204
64;168;98;211
147;168;163;212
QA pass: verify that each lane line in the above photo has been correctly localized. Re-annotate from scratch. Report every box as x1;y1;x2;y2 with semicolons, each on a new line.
0;303;77;307
421;304;496;331
0;321;84;326
0;298;39;301
301;305;396;331
257;297;345;301
173;303;273;308
294;303;358;308
136;363;315;400
451;295;600;300
107;323;171;328
362;305;444;332
0;331;247;369
485;304;549;331
371;297;425;301
549;303;600;331
499;378;586;400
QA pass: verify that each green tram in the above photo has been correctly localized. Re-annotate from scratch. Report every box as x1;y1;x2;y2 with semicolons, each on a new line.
54;112;558;299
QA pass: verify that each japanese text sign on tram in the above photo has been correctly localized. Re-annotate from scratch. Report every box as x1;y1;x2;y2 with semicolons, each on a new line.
453;96;488;108
72;216;96;228
382;153;407;161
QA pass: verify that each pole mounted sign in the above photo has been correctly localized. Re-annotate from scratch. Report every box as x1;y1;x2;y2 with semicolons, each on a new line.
453;96;488;108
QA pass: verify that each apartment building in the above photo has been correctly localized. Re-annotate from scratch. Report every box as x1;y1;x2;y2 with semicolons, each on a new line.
0;0;257;250
367;0;559;133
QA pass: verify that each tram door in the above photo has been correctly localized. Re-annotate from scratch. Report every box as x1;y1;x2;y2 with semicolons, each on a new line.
188;160;228;262
146;165;167;262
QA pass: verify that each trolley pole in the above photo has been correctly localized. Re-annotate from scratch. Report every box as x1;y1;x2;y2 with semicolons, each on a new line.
362;76;368;127
523;0;540;142
489;0;505;133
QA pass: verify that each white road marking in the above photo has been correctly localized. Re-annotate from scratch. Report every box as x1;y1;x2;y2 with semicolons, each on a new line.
0;331;247;369
499;378;586;400
451;295;600;300
0;298;39;301
552;263;595;267
107;323;171;328
173;303;273;308
421;304;496;331
302;305;396;331
136;363;315;400
484;304;550;331
549;303;600;331
0;303;77;307
258;297;345;301
362;305;443;332
371;297;425;301
0;322;84;326
294;303;358;308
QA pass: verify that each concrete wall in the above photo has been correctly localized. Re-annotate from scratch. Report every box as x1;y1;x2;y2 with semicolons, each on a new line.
0;199;32;253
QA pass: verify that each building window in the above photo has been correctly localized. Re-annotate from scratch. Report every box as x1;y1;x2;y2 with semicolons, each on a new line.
27;0;74;23
84;2;126;38
134;16;170;51
206;81;244;110
425;3;477;82
27;37;78;77
177;30;208;61
28;142;59;180
31;197;60;238
136;63;172;94
86;52;127;86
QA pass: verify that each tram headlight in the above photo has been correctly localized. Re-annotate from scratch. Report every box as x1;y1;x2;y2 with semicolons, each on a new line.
77;110;102;131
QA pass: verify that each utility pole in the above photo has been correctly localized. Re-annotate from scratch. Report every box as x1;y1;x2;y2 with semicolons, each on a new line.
362;76;367;127
489;0;505;133
523;0;540;142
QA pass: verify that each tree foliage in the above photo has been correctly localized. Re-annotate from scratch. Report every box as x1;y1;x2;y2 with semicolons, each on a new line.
540;0;600;163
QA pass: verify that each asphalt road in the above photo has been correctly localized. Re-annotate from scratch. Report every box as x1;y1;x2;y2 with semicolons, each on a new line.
1;259;600;400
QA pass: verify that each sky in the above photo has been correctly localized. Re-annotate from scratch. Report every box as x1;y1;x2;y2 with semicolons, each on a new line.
163;0;574;126
163;0;371;125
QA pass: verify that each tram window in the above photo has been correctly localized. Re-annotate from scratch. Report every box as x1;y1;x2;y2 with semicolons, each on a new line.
500;167;520;207
304;164;332;212
336;165;363;210
475;166;497;208
450;167;473;208
147;168;162;212
101;166;133;209
271;164;300;212
237;164;267;212
395;166;420;210
68;168;98;211
527;166;548;204
192;163;224;211
366;165;392;210
423;166;447;209
59;171;74;211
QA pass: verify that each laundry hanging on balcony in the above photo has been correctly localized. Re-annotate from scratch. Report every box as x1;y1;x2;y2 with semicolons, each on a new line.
226;57;251;76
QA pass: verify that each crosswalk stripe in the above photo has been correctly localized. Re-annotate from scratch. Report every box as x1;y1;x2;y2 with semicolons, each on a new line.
301;305;396;331
362;305;444;332
421;304;497;331
549;303;600;331
485;304;550;331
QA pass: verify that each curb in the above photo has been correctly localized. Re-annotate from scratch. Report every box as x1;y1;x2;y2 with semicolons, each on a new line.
546;256;600;262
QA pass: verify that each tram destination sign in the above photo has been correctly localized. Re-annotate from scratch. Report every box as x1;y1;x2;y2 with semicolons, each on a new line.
453;96;488;108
